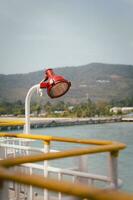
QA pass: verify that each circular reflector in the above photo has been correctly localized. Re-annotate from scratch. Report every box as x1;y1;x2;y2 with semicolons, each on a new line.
49;81;70;98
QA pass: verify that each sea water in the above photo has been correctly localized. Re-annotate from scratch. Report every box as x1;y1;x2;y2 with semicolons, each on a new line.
4;122;133;192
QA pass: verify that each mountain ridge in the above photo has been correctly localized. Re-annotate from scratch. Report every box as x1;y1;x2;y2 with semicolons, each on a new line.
0;63;133;103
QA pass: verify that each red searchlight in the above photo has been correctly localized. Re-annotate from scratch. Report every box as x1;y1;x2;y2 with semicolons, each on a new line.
40;69;71;98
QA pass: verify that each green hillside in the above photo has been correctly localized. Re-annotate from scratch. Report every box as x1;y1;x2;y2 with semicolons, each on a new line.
0;63;133;103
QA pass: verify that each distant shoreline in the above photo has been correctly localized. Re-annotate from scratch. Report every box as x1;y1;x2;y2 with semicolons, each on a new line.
0;116;132;131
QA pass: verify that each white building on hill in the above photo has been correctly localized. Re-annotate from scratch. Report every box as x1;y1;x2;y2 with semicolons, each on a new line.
110;107;133;114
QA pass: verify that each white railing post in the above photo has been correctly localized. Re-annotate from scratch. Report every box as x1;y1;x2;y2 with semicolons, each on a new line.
0;181;9;200
77;155;88;184
108;151;118;189
0;143;10;200
43;140;50;200
58;172;63;200
29;167;33;200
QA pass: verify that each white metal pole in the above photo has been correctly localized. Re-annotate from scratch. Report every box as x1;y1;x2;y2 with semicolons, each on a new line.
25;84;40;134
25;84;40;199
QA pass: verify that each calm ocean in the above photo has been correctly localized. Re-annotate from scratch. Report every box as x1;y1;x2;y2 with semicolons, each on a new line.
7;122;133;192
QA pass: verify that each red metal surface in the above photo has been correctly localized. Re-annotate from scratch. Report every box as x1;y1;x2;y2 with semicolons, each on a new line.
40;69;71;98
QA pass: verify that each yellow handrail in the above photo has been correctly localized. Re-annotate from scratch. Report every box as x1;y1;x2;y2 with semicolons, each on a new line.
0;132;126;168
0;132;125;146
0;144;125;168
0;132;126;167
0;120;24;126
0;132;132;200
0;167;133;200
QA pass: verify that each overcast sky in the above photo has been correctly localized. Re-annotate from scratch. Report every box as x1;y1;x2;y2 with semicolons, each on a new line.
0;0;133;74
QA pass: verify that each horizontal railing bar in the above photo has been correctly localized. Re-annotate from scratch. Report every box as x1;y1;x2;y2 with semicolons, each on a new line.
49;166;110;182
0;160;122;187
0;143;59;154
0;133;129;199
0;122;24;126
0;167;132;200
0;133;126;148
0;143;125;168
0;133;52;142
52;136;113;145
20;163;109;182
0;138;33;142
0;143;45;152
19;163;122;187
